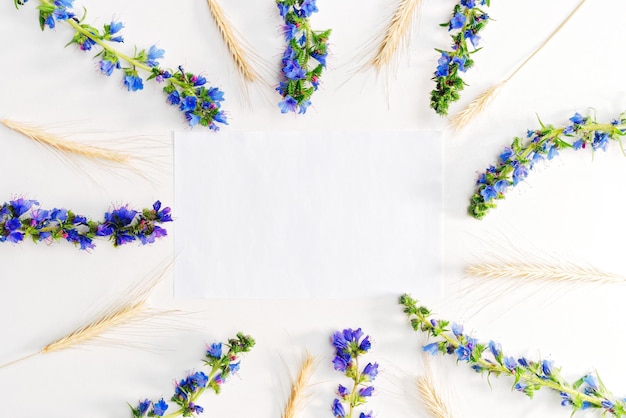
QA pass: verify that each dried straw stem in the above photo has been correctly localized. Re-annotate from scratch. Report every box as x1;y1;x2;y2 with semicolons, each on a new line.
1;119;130;164
466;262;624;285
417;374;454;418
371;0;421;72
282;352;316;418
41;301;147;353
449;0;587;131
206;0;257;82
449;81;504;130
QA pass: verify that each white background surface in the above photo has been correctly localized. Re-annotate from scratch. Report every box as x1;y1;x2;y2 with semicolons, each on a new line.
2;0;626;417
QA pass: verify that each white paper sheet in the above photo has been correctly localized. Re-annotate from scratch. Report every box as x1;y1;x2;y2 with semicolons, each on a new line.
174;131;442;298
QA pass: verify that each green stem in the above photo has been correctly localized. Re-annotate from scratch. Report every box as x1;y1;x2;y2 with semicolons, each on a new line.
161;364;221;418
417;315;604;408
347;357;360;418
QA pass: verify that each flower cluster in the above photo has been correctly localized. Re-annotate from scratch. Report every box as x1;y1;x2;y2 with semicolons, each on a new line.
430;0;490;116
331;328;378;418
400;294;626;416
131;333;255;418
469;111;626;219
16;0;227;130
276;0;331;114
0;198;172;250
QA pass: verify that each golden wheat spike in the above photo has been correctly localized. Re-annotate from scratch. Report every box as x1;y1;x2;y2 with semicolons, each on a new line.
283;352;316;418
206;0;257;82
417;375;454;418
1;118;130;164
449;0;587;131
371;0;421;72
449;81;504;131
466;262;624;285
0;269;168;369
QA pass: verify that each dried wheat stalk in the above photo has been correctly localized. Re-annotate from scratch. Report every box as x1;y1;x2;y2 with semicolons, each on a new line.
449;0;587;131
206;0;258;82
282;352;316;418
371;0;421;72
2;118;131;164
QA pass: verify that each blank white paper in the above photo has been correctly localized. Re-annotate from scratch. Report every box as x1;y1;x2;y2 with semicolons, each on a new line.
174;131;442;298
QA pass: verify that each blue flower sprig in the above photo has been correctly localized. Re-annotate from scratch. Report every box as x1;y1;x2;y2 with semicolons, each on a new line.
470;111;626;219
0;198;172;250
276;0;331;114
15;0;227;130
130;333;255;418
431;0;491;116
400;294;626;416
331;328;378;418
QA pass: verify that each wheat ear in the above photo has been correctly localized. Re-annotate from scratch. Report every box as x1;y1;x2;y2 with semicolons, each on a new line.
417;375;454;418
1;118;131;164
282;352;316;418
371;0;421;72
466;262;624;285
206;0;257;82
0;272;164;369
449;0;587;131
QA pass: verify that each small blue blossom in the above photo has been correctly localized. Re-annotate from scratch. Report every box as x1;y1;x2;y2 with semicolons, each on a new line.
359;386;374;397
332;398;346;417
583;374;598;390
146;45;165;67
449;12;466;30
337;384;350;399
452;322;464;337
123;73;144;91
569;112;585;124
152;398;168;416
278;95;298;113
362;362;379;381
423;342;440;355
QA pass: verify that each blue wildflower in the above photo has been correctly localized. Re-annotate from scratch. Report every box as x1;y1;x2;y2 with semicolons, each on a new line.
180;96;197;112
208;87;224;102
464;30;480;48
80;37;96;51
435;52;451;77
583;374;598;390
138;399;151;416
187;403;204;414
283;23;299;41
423;342;440;355
569;112;585;124
11;198;37;216
480;185;497;202
362;362;378;381
449;12;466;30
359;386;374;397
592;131;610;151
277;2;289;17
185;112;201;127
109;21;123;34
337;384;350;399
332;398;345;417
452;55;467;72
488;341;502;359
541;360;553;377
213;111;228;125
311;51;327;67
123;73;144;91
493;180;508;193
278;95;298;113
461;0;476;8
359;336;371;352
504;356;517;371
167;90;181;105
359;413;373;418
152;398;168;416
333;355;349;372
99;59;117;76
146;45;165;67
499;147;514;163
300;0;318;17
283;59;307;80
452;322;464;337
